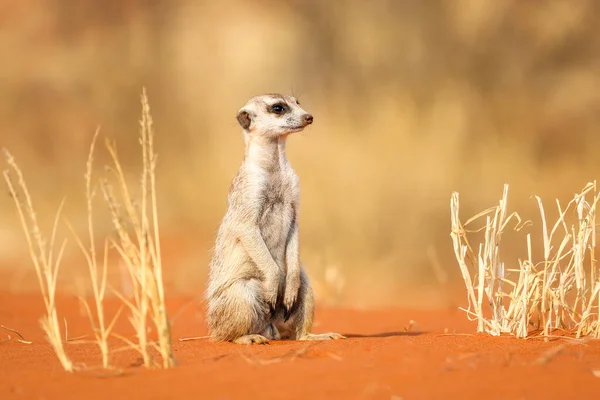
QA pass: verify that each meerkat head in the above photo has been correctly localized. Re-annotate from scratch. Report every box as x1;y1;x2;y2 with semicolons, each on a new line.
236;93;313;139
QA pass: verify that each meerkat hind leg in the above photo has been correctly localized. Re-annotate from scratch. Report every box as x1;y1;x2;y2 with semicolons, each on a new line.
208;278;278;344
287;270;346;341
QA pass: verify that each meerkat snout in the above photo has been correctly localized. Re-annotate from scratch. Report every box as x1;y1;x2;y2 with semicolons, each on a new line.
303;114;313;125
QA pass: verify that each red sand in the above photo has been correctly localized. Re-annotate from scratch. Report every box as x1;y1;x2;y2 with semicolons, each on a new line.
2;292;600;399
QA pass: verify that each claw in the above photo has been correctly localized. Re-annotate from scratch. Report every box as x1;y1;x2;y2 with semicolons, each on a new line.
283;305;292;322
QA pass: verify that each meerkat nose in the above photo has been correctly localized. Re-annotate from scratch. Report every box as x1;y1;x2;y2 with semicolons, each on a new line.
304;114;313;125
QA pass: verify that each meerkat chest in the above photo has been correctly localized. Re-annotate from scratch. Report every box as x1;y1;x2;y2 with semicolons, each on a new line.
257;170;298;249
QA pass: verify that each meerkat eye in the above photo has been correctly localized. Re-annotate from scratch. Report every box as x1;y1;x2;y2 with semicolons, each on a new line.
269;103;287;114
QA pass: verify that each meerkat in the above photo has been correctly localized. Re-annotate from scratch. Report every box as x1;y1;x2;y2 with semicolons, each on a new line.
205;93;345;345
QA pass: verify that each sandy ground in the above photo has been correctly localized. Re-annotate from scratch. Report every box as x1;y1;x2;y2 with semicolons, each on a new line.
1;291;600;400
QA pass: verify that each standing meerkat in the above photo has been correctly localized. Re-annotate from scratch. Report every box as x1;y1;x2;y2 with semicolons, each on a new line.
205;93;345;344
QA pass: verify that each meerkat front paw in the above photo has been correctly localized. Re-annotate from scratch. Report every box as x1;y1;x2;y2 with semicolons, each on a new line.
263;279;279;314
283;288;298;321
283;271;300;320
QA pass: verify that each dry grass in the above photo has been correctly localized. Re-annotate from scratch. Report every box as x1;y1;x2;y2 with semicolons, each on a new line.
451;182;600;338
1;325;32;344
3;150;73;371
101;89;175;368
66;128;121;369
2;88;174;371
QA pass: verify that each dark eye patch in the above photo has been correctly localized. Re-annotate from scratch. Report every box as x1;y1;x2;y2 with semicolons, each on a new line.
267;102;289;115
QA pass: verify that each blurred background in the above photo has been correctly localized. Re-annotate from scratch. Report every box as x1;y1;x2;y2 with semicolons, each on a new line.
1;0;599;308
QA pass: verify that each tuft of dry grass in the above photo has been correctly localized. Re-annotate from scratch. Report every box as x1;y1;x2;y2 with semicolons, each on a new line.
2;150;73;371
2;88;174;371
101;88;175;368
451;182;600;339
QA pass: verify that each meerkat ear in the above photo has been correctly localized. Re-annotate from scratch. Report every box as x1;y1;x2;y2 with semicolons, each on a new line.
236;110;252;130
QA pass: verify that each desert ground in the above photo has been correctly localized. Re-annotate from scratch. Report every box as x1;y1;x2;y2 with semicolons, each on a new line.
2;286;600;400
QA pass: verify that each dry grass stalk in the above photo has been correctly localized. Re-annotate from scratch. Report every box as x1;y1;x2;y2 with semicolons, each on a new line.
451;182;600;339
101;88;174;368
2;150;73;371
1;325;33;344
66;128;122;369
178;336;209;342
